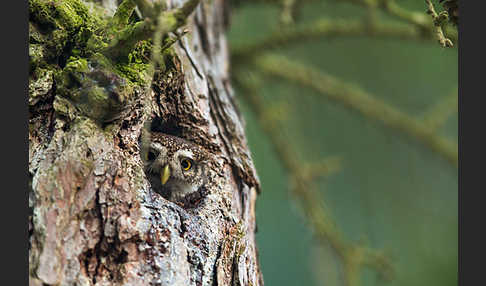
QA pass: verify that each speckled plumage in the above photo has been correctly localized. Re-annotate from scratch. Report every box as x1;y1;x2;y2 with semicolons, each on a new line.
142;132;210;207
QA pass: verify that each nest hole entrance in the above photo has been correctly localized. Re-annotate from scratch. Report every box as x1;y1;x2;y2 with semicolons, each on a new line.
139;116;182;201
148;116;182;137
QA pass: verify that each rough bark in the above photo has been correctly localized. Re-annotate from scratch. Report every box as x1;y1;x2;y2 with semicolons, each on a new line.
29;0;263;285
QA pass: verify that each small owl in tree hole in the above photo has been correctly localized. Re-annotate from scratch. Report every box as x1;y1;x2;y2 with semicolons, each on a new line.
141;132;211;208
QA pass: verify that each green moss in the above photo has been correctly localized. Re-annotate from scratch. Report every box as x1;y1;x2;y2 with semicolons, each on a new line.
92;52;149;87
29;0;108;62
29;0;185;127
85;29;109;52
104;19;156;61
29;0;91;32
29;0;179;83
65;56;89;73
115;62;150;84
127;40;152;64
111;0;136;29
104;38;153;85
54;55;141;124
54;57;87;95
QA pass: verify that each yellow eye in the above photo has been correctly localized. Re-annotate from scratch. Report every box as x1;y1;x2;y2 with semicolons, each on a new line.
181;159;192;171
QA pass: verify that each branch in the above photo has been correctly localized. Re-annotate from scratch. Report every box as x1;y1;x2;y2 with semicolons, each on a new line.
301;156;343;181
380;0;430;29
421;88;458;131
232;18;444;60
280;0;297;25
104;0;201;60
337;0;430;29
232;0;458;61
236;72;394;286
104;19;154;60
253;54;458;167
439;0;458;25
425;0;454;47
339;0;457;45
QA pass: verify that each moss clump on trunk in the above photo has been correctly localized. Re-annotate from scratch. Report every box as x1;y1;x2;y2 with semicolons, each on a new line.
54;54;137;123
29;0;103;62
29;0;197;129
29;0;156;126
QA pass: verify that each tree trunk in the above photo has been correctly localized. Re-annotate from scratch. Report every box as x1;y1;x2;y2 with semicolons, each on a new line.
29;0;263;285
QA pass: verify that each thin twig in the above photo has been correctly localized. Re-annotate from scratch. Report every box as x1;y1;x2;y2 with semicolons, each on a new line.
337;0;457;46
421;88;458;131
425;0;454;47
280;0;297;25
301;156;343;181
104;0;201;60
337;0;430;30
380;0;430;30
231;18;449;61
236;72;394;286
254;54;458;167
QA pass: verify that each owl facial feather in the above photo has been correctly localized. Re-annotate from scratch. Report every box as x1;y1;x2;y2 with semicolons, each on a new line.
142;132;210;205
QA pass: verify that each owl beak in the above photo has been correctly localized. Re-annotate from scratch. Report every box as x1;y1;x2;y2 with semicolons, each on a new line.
160;165;171;185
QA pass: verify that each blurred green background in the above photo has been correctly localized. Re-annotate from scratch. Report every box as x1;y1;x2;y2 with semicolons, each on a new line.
227;1;457;286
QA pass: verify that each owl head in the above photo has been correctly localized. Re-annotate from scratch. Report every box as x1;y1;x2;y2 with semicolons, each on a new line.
142;132;210;203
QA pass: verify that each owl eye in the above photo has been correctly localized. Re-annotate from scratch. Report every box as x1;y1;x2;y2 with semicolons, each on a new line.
147;149;158;161
181;158;193;171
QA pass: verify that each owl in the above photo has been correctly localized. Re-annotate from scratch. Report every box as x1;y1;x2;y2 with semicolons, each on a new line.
141;132;210;208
